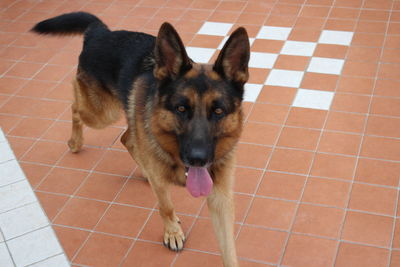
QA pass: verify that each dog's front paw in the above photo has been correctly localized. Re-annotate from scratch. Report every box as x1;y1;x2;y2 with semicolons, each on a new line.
68;138;82;153
163;222;185;252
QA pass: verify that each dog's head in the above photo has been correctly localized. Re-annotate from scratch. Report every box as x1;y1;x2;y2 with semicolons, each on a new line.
151;23;250;171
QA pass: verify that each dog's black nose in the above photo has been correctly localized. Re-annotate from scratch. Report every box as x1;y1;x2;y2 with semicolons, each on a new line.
187;147;208;167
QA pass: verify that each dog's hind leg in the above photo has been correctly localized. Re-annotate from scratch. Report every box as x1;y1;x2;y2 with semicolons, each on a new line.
67;73;122;153
68;79;84;153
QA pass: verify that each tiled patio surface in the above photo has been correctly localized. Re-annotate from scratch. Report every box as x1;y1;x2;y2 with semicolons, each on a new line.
1;0;400;266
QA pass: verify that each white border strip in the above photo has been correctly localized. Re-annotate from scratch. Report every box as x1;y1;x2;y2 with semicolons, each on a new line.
0;128;69;267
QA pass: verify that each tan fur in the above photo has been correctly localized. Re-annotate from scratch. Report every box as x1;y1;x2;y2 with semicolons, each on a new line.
68;69;122;152
68;64;242;267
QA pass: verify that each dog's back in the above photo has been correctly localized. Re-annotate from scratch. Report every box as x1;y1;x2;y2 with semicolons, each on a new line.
32;12;156;107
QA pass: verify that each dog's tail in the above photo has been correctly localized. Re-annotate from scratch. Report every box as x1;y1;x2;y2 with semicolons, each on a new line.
31;12;105;36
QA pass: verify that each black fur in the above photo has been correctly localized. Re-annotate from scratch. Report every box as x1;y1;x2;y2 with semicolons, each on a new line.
31;12;103;35
31;12;156;108
31;12;249;112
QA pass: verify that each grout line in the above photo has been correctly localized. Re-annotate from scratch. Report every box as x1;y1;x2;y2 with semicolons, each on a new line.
275;1;342;264
388;173;400;266
332;1;396;266
1;0;400;265
0;227;17;267
232;0;285;248
29;185;400;221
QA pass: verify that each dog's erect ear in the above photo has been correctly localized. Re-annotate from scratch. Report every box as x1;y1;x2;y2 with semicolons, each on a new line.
154;22;192;80
213;27;250;85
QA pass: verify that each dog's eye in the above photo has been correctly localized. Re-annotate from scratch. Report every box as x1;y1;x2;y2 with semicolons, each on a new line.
214;108;224;116
176;105;186;113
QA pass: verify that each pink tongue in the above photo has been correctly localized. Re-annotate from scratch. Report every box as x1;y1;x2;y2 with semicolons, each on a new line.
186;167;213;198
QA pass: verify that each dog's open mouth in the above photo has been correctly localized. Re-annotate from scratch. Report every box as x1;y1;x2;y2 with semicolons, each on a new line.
185;167;213;198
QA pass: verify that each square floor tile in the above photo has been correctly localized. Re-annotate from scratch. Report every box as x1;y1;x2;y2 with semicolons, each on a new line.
341;211;393;248
218;36;255;49
74;232;131;266
248;103;289;124
0;202;49;240
265;69;304;87
257;26;292;40
53;225;89;260
122;241;176;267
281;41;317;56
319;30;354;45
54;198;109;230
29;254;69;267
335;242;389;267
348;183;397;216
286;107;327;128
308;57;344;75
0;160;25;187
302;177;351;208
186;47;215;63
197;21;233;36
0;242;13;267
0;180;36;213
0;130;6;143
257;172;305;201
249;52;278;68
292;89;334;110
237;225;287;263
245;197;297;230
268;148;314;174
7;226;63;266
277;126;321;150
355;158;400;187
243;83;263;102
0;142;14;163
282;234;337;267
311;153;356;180
292;204;345;238
318;131;361;155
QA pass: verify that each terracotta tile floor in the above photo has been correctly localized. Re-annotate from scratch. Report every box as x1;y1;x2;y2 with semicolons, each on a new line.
1;0;400;266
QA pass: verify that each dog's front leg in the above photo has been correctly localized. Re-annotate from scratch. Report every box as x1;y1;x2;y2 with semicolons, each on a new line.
148;178;185;252
207;170;239;267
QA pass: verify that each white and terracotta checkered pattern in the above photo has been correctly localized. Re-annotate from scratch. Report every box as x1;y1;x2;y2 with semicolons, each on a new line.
188;22;353;110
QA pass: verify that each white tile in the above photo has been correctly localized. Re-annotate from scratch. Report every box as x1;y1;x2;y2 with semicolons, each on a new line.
265;69;304;88
292;89;334;110
29;254;69;267
218;36;255;49
256;26;292;40
218;36;229;50
307;57;344;75
0;180;36;213
243;84;263;102
0;143;14;163
0;202;49;240
0;130;6;143
0;231;4;242
318;30;354;46
249;38;255;46
7;226;63;267
198;22;233;36
280;41;317;56
249;52;278;69
0;242;13;267
0;160;25;187
186;47;216;63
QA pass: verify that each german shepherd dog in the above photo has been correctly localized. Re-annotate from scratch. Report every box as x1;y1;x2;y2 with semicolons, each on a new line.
32;12;249;266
